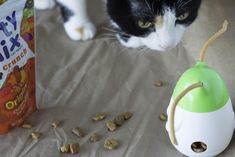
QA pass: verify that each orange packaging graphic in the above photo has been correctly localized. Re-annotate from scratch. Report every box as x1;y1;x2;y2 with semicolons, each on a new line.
0;0;36;134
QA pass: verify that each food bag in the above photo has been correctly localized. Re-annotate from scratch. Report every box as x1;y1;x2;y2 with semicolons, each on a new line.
0;0;36;134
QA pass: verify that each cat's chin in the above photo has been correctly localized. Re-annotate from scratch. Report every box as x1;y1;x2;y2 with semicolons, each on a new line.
145;44;177;52
151;47;173;52
117;34;175;52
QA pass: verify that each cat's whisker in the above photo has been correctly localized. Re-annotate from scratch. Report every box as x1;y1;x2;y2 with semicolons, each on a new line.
135;47;142;53
136;47;143;53
182;0;192;8
177;0;184;9
99;32;116;36
102;27;129;35
136;46;148;56
99;34;116;37
140;12;153;18
98;36;118;41
102;27;131;39
144;0;154;15
138;47;148;55
178;0;184;8
102;27;120;33
151;0;156;14
99;38;117;41
101;32;117;36
179;0;192;9
99;33;117;39
115;46;129;56
99;35;117;39
107;23;114;27
176;0;183;6
99;37;117;41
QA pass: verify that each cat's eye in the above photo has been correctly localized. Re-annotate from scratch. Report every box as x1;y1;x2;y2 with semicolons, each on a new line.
177;12;189;21
138;20;152;28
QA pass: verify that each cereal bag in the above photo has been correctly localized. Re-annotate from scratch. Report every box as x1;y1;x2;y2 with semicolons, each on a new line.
0;0;36;134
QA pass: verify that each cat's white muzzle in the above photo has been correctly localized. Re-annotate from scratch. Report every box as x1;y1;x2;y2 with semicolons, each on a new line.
141;25;186;51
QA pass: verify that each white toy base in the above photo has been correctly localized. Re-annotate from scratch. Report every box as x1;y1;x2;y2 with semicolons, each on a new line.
166;98;235;157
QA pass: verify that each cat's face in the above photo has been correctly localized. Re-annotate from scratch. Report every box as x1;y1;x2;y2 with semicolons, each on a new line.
107;0;202;51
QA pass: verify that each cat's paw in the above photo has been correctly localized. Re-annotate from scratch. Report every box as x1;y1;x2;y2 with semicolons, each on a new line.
117;34;144;48
35;0;56;10
64;19;96;41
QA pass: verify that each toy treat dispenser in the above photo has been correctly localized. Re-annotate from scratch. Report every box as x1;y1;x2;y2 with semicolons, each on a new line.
166;20;235;157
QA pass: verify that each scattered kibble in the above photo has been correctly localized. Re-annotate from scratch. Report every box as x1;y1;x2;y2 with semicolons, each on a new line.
192;143;197;148
31;132;42;140
60;144;70;153
106;121;117;132
191;142;207;153
154;80;163;87
51;111;133;153
113;115;125;126
51;120;61;128
192;147;205;153
104;138;119;150
22;122;33;129
121;112;133;120
70;143;80;154
92;113;107;121
60;143;80;154
89;133;101;143
72;127;84;137
159;113;167;121
201;143;207;150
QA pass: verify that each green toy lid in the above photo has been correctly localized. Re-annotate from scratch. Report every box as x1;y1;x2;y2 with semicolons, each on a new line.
172;62;229;113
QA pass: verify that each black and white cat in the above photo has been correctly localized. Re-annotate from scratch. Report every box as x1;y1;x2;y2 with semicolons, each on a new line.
35;0;201;51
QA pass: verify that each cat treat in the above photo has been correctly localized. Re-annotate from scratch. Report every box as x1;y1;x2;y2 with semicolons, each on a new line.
89;133;101;143
106;120;117;132
31;132;42;140
60;143;80;154
60;144;70;153
121;112;133;120
92;113;107;121
113;115;125;126
159;113;167;121
104;138;119;150
22;122;33;129
69;143;80;154
72;127;85;138
51;120;61;128
154;80;164;87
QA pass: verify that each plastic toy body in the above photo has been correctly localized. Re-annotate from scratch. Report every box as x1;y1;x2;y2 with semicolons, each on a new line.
165;21;235;157
166;62;235;157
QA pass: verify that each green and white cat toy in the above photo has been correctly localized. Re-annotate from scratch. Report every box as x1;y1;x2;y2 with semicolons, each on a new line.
166;20;235;157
